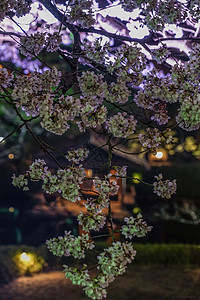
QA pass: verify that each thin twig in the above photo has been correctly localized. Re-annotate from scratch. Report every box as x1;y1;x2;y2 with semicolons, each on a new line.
0;116;38;144
1;86;64;169
0;30;21;38
113;146;147;155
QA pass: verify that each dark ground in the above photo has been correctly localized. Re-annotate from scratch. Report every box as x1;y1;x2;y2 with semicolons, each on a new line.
0;266;200;300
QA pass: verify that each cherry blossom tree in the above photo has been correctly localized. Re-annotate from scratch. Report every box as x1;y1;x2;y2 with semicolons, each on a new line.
1;0;200;298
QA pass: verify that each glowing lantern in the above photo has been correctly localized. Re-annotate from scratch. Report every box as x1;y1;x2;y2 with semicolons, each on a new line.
9;207;15;213
155;151;164;159
19;252;32;263
15;251;45;275
148;148;168;162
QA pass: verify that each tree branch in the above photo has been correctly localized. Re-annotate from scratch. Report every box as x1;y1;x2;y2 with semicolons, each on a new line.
0;30;21;38
78;26;152;53
1;87;65;169
0;116;38;144
39;0;82;53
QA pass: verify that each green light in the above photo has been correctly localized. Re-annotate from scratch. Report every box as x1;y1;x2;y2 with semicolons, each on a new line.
133;207;141;214
132;173;142;184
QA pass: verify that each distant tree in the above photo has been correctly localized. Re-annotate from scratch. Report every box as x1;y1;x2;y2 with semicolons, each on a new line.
1;0;200;298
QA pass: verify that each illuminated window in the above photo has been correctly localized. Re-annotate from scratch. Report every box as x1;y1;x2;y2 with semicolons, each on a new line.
85;169;92;178
82;169;93;190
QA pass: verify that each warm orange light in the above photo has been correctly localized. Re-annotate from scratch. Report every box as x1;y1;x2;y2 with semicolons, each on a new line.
9;207;14;212
148;148;168;162
110;169;117;175
8;153;14;159
85;169;92;178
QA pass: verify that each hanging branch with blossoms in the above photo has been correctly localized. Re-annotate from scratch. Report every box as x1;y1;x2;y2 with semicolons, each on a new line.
1;0;200;298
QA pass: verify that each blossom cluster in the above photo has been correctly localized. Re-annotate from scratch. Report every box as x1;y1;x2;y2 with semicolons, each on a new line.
20;33;45;57
77;69;133;134
20;32;62;57
84;197;106;214
188;0;200;19
105;112;137;138
12;159;85;201
97;241;136;276
106;44;146;85
78;105;108;131
46;231;94;259
46;32;62;52
165;45;200;132
82;39;110;65
141;73;179;104
151;44;171;64
176;94;200;131
134;72;179;125
65;0;95;27
49;240;137;299
139;128;174;153
78;71;107;98
151;102;170;125
117;43;147;74
10;67;89;135
107;78;130;104
66;148;89;164
63;265;90;286
83;273;113;300
39;95;77;135
134;89;158;110
119;0;187;30
119;0;137;12
138;128;162;152
12;174;29;191
78;207;106;232
153;174;177;199
121;213;152;239
63;265;113;299
12;159;46;191
12;66;61;109
110;166;127;179
93;177;120;209
132;42;200;130
0;0;31;21
0;68;14;93
170;46;200;131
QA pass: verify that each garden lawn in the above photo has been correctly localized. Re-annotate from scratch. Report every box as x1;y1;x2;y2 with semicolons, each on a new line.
0;266;200;300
